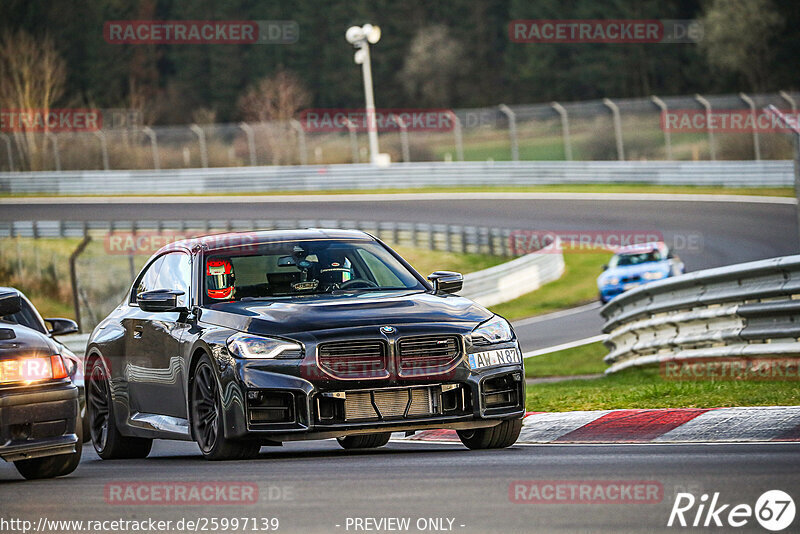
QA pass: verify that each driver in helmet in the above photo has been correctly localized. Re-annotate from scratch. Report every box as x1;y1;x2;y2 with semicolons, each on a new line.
206;258;235;300
318;252;353;290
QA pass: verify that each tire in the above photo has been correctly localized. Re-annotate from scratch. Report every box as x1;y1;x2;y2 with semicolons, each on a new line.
457;419;522;450
191;355;261;461
86;358;152;459
599;293;608;304
337;432;392;450
14;416;82;480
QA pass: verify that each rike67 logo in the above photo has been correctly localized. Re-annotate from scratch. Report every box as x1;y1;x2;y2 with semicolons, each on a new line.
668;490;795;531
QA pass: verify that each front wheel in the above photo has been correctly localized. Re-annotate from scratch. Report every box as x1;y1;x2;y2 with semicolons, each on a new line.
337;432;391;450
14;418;82;480
191;355;260;461
457;419;522;450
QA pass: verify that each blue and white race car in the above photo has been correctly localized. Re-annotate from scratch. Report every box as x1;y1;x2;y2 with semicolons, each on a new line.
597;242;684;304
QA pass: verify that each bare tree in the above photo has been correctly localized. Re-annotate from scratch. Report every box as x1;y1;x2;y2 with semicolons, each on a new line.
399;25;465;107
700;0;783;92
0;30;67;170
238;70;311;166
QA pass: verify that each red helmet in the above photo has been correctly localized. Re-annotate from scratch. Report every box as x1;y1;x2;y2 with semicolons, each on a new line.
206;258;234;300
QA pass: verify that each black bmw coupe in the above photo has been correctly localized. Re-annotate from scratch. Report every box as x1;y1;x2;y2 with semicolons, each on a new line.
86;229;525;460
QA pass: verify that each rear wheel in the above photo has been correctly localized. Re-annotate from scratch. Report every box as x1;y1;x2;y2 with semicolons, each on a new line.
87;359;152;459
337;432;392;450
457;419;522;450
191;355;260;461
14;417;82;480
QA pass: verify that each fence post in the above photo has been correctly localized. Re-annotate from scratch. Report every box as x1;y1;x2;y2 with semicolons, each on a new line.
46;132;61;171
344;119;359;163
766;106;800;250
498;104;519;162
94;130;110;170
551;102;573;161
290;120;308;165
239;122;257;166
190;124;209;168
0;133;13;171
603;98;625;161
391;114;410;163
69;235;92;333
142;127;160;170
452;113;464;162
650;95;673;160
780;91;797;114
740;93;761;161
695;94;716;161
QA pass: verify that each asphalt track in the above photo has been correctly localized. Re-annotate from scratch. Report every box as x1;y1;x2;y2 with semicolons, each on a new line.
1;439;798;533
2;193;796;351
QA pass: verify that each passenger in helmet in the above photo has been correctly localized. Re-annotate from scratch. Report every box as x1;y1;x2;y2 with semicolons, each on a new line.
206;258;235;300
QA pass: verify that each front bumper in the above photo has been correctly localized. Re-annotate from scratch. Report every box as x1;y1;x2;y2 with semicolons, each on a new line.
0;382;79;462
220;343;525;442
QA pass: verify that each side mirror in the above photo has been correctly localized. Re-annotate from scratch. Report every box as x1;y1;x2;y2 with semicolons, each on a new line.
427;271;463;295
138;289;186;313
602;264;608;271
45;318;79;336
0;292;22;316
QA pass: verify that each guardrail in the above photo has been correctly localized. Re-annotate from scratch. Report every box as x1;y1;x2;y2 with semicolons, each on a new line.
601;255;800;374
0;160;793;195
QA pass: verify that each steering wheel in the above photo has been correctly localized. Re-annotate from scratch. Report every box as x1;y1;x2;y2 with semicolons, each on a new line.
338;279;378;289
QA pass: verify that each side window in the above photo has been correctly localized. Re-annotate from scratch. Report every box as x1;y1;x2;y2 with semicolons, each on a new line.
156;253;192;307
357;249;404;286
133;256;166;303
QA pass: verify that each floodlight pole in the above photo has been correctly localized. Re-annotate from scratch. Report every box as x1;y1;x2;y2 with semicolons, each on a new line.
767;105;800;249
359;43;380;164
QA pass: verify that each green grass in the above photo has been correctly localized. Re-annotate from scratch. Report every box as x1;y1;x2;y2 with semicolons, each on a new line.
526;367;800;411
525;341;608;378
490;249;608;321
0;183;792;198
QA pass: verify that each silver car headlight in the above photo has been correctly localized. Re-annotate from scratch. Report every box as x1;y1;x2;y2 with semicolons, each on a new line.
642;271;667;280
606;276;620;285
226;333;302;359
471;316;513;345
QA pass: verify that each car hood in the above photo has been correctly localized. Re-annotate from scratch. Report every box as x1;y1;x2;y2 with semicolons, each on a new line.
0;323;59;361
600;260;671;281
199;290;494;337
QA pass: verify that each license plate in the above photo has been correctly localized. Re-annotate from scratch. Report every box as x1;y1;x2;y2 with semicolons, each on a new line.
468;348;521;370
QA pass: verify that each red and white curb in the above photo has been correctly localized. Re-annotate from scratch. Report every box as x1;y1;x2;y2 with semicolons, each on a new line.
405;407;800;444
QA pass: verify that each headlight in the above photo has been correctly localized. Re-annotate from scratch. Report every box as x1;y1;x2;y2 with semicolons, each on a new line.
226;333;302;359
642;271;667;280
471;316;513;345
606;276;620;285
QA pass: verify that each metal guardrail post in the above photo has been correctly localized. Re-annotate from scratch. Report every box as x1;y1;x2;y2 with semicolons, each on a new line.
0;133;13;171
391;114;410;163
452;114;464;162
94;131;110;170
290;120;308;165
498;104;519;162
650;96;673;160
142;127;160;170
740;93;761;161
190;124;209;168
780;91;796;113
695;94;716;161
46;132;61;171
603;98;625;161
551;102;573;161
239;122;257;166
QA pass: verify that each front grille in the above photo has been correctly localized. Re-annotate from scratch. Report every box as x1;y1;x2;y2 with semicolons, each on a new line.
344;387;434;421
397;335;462;377
317;340;388;379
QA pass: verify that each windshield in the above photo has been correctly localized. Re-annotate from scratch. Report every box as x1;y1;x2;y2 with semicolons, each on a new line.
203;239;425;303
0;295;47;334
610;250;662;268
